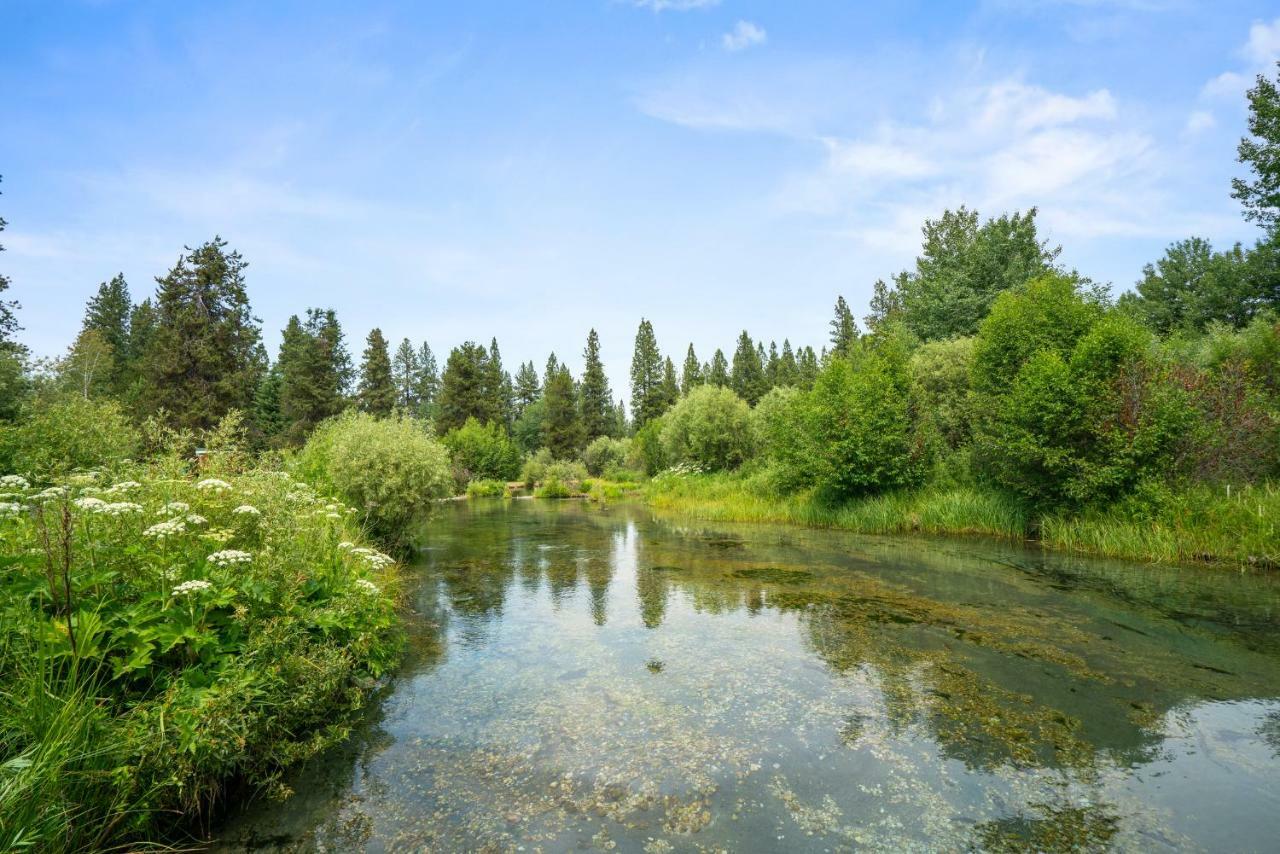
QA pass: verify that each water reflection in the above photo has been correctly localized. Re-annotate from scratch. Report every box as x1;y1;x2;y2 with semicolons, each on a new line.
215;500;1280;852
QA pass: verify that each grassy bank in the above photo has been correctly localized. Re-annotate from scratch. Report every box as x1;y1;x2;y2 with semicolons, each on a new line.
642;472;1280;568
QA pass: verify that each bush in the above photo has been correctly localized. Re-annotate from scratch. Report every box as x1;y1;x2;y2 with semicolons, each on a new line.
466;479;508;498
520;449;587;490
443;418;522;486
0;394;139;477
659;386;755;472
581;436;630;477
0;465;402;850
753;386;810;490
629;417;667;476
295;411;453;542
909;336;975;451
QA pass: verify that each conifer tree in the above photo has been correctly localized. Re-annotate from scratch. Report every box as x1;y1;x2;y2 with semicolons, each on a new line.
660;356;680;411
357;328;396;416
543;364;585;458
485;338;513;427
681;344;702;394
579;328;613;440
414;341;439;416
81;274;132;395
513;360;541;417
777;339;799;387
707;349;729;387
438;341;495;432
392;338;420;410
252;364;285;446
123;298;156;403
731;331;766;404
278;309;351;442
630;318;665;426
141;237;264;430
765;341;781;388
830;295;859;357
797;345;819;388
545;352;560;385
614;398;628;437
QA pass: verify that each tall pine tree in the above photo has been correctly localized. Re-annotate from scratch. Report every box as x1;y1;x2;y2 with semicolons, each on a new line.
731;331;766;404
830;295;859;357
278;309;351;442
579;328;613;440
357;328;396;416
630;318;665;426
414;341;439;418
392;338;420;410
659;357;680;411
707;349;729;387
681;344;702;394
543;364;585;458
81;274;132;396
438;341;496;432
513;360;541;417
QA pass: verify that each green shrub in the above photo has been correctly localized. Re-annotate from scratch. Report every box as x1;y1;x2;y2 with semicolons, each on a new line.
752;386;810;491
443;418;522;485
0;465;403;850
629;417;667;476
519;449;586;490
660;385;755;472
909;336;975;451
581;436;630;477
295;411;453;541
0;394;139;477
534;477;574;498
466;478;507;498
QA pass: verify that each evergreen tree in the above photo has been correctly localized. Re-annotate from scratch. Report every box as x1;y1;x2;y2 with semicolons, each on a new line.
278;309;351;442
707;349;729;387
659;357;680;412
765;341;781;387
252;364;285;446
141;237;264;430
755;341;769;389
123;298;156;402
865;277;904;332
392;338;420;410
777;339;799;387
681;344;703;394
357;328;396;416
579;328;613;440
513;360;541;417
797;346;819;388
830;295;859;356
485;338;513;427
1233;63;1280;232
438;341;496;432
81;273;132;395
414;341;439;416
630;318;665;426
545;352;560;386
614;398;628;437
731;331;766;404
543;364;585;458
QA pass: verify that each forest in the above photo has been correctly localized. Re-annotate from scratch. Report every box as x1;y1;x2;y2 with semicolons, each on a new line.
0;48;1278;854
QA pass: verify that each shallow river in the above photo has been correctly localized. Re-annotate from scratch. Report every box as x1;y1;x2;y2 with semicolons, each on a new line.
217;500;1280;852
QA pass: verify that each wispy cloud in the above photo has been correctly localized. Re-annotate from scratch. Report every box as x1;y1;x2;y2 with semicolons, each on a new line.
1201;17;1280;100
722;21;767;52
627;0;720;11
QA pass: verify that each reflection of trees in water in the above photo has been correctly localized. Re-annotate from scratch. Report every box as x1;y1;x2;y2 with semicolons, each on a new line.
635;564;669;629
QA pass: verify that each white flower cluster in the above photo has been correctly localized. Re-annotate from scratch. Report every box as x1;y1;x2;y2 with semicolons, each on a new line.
68;472;100;486
172;579;214;597
232;504;260;517
34;486;68;502
103;481;141;495
0;501;22;519
73;496;108;512
0;475;30;490
101;501;143;517
196;478;232;492
338;541;356;550
185;514;208;526
355;578;380;595
143;519;187;540
350;547;394;570
158;501;191;516
207;549;252;567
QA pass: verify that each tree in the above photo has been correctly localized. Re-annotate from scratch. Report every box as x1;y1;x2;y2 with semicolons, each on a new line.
776;339;799;387
438;341;497;433
0;176;20;350
543;364;584;458
443;417;522;482
707;349;729;387
252;364;285;446
797;346;819;388
865;278;904;332
580;328;613;440
141;237;264;430
357;328;396;416
730;331;766;404
630;318;666;427
0;176;27;420
414;341;440;417
278;308;351;442
60;328;114;399
829;295;859;356
1122;238;1255;332
660;385;755;471
681;344;703;394
485;338;512;428
872;207;1060;341
81;274;132;396
392;338;420;410
513;360;541;417
1233;63;1280;232
659;357;680;411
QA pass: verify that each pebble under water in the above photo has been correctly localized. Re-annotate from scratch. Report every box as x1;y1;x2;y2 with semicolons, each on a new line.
215;500;1280;852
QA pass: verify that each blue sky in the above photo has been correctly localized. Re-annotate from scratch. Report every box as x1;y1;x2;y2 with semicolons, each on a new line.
2;0;1278;394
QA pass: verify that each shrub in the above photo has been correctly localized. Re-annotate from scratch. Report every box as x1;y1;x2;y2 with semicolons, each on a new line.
534;477;574;499
659;385;755;472
752;386;810;491
909;336;975;451
520;448;553;488
466;478;508;498
0;465;402;850
581;436;630;477
629;417;667;476
443;418;522;485
295;411;453;541
520;449;586;490
0;393;139;477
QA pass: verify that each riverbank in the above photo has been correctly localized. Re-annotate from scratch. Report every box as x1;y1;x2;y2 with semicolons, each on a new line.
639;473;1280;569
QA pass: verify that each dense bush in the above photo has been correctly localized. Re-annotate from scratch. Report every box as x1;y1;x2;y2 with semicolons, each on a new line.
659;385;755;472
0;394;139;476
443;417;522;486
295;411;453;541
0;464;402;850
628;417;668;476
466;478;508;498
581;435;630;477
909;336;975;451
520;448;587;489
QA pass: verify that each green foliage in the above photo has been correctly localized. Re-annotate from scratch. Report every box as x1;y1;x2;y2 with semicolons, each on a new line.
513;360;541;418
659;385;755;472
1121;237;1265;332
630;319;666;427
278;309;352;443
680;344;703;394
1232;63;1280;232
579;329;613;441
443;417;522;484
519;448;587;489
466;478;508;498
829;296;859;356
752;385;809;491
413;341;440;418
706;349;729;387
0;347;27;422
0;394;139;477
910;336;975;451
730;330;767;405
437;341;507;433
356;328;396;416
80;274;133;396
295;411;452;541
582;435;630;477
543;365;585;459
0;176;19;349
512;396;547;454
629;416;668;476
0;464;402;850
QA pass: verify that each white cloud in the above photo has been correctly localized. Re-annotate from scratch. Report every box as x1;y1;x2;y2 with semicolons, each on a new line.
1184;110;1215;134
975;81;1116;132
627;0;720;11
722;21;767;52
1201;17;1280;100
1242;17;1280;67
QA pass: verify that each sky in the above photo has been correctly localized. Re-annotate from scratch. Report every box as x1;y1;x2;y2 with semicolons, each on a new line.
2;0;1279;396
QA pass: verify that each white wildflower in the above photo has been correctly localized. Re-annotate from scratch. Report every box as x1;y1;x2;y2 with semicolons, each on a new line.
68;472;99;486
196;478;232;492
143;519;187;540
326;512;342;520
104;480;141;495
73;497;108;512
0;502;22;519
185;514;208;526
34;486;67;502
232;505;260;517
355;579;380;595
172;579;214;597
350;547;394;570
158;501;190;516
206;549;252;568
0;475;30;490
337;541;355;550
102;502;143;516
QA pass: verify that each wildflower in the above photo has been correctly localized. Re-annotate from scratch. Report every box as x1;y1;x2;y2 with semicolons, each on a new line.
326;512;342;520
185;514;208;526
143;519;187;540
102;502;143;516
196;478;232;492
232;505;260;517
0;475;30;490
354;579;380;595
34;486;67;502
0;502;21;519
158;501;190;516
73;496;108;512
338;541;355;550
206;549;253;567
350;547;395;570
172;579;214;597
68;473;99;486
104;480;141;494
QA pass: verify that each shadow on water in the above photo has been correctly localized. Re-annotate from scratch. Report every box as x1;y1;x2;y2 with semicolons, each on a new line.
214;499;1280;852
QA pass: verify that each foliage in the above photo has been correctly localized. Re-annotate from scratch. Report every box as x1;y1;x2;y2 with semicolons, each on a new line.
0;176;20;349
909;336;975;452
80;274;133;396
829;295;859;356
1232;62;1280;232
0;393;139;477
466;478;508;498
659;385;755;472
629;416;668;476
582;435;630;477
630;319;666;427
512;397;547;454
579;329;613;441
543;364;585;459
295;411;452;541
437;341;507;433
680;344;702;393
730;330;767;405
519;448;587;490
0;463;402;850
443;417;522;485
277;309;353;443
356;328;396;416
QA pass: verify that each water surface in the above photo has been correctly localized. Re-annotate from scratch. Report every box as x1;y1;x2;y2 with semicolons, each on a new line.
217;500;1280;852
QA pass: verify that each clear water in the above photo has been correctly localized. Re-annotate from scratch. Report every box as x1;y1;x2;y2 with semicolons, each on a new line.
216;500;1280;852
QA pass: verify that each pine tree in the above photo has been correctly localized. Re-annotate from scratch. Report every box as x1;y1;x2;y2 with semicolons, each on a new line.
681;344;702;394
81;274;132;396
123;298;156;403
707;349;729;387
830;295;859;357
731;331;766;404
797;346;819;388
392;338;420;410
630;318;665;426
357;328;396;416
865;278;903;332
438;341;495;432
777;339;799;387
545;352;560;386
252;364;285;446
765;341;781;388
614;398;628;437
579;328;613;440
414;341;439;416
485;338;512;427
660;356;680;411
142;237;264;430
513;360;541;417
543;365;585;458
277;309;351;442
